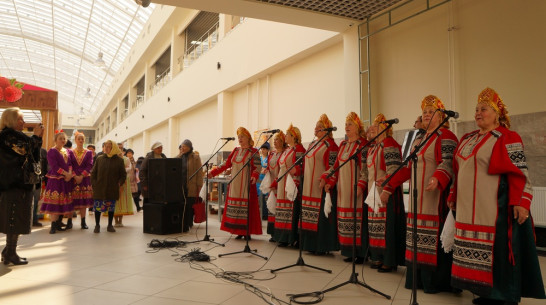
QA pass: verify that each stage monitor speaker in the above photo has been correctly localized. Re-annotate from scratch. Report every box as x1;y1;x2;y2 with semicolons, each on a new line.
148;158;183;203
143;203;183;235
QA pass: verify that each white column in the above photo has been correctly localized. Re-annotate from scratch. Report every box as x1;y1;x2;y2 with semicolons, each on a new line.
343;26;362;121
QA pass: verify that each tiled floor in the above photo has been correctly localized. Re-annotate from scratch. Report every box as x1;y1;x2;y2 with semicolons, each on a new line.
1;213;544;305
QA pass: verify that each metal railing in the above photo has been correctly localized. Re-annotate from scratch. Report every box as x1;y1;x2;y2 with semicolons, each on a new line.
180;22;219;70
135;94;145;109
150;67;172;96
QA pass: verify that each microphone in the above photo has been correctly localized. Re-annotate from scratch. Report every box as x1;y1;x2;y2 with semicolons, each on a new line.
438;109;459;119
380;118;399;125
264;129;280;134
320;127;337;132
221;137;235;141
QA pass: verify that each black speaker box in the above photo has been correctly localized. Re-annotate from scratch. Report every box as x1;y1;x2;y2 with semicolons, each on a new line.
143;203;183;235
148;158;183;203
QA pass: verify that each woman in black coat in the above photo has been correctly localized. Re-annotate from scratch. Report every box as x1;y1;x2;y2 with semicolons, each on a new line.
0;107;43;265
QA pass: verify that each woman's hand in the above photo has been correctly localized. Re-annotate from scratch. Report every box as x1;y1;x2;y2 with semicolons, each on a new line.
447;201;456;211
74;175;83;184
324;184;331;193
425;177;439;191
379;190;390;205
319;178;326;190
34;124;44;137
514;206;530;225
250;177;257;184
289;168;297;176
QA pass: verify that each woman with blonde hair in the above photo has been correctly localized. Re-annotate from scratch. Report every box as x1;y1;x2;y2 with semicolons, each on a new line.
41;131;75;234
301;114;339;254
70;131;94;229
0;107;43;265
447;88;545;304
264;131;287;242
208;127;262;239
272;124;306;247
381;96;458;292
321;112;368;263
359;113;406;272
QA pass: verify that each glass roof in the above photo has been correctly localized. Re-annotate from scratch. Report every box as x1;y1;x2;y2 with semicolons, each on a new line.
0;0;155;116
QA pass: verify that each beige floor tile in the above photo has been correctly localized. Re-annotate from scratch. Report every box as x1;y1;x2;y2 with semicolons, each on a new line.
0;212;543;305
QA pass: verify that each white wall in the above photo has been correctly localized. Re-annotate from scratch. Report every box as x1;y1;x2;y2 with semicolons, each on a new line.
369;0;546;130
176;100;219;157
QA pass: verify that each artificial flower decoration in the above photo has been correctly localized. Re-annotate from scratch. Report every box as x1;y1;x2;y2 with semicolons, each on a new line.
0;76;24;103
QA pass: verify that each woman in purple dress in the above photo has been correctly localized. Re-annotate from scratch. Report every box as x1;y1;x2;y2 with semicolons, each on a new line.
40;132;74;234
70;132;93;229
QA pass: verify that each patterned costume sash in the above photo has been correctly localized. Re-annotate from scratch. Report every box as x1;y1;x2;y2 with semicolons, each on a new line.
223;148;252;229
301;140;328;231
452;132;498;290
336;140;364;249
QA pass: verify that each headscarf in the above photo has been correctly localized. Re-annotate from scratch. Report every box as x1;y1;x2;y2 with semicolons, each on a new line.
286;123;301;144
318;113;334;138
237;127;254;147
477;87;511;129
151;141;163;150
346;111;364;135
105;140;121;158
373;113;393;137
421;95;450;129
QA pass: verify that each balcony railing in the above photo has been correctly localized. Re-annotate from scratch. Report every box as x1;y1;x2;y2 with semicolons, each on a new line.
150;67;172;96
135;94;145;109
180;22;220;70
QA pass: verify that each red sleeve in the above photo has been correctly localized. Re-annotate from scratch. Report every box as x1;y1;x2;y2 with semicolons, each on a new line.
250;148;260;182
489;127;533;210
322;140;344;187
209;148;236;177
322;138;339;171
293;144;306;178
383;166;411;194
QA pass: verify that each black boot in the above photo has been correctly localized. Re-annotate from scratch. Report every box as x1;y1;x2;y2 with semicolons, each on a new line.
65;217;73;230
1;246;27;262
3;234;28;265
56;215;67;228
81;217;88;229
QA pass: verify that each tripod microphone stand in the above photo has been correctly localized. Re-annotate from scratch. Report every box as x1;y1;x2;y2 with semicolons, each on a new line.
271;133;332;274
219;133;274;260
314;123;395;299
184;138;233;247
382;114;452;305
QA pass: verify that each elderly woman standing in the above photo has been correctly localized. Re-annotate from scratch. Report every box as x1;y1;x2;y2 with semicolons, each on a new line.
381;96;458;293
272;124;306;247
321;112;368;263
448;88;545;305
359;113;406;272
70;131;94;229
301;114;339;254
139;142;167;204
176;139;203;232
41;131;75;234
265;131;287;242
91;140;127;233
208;127;262;239
0;107;43;265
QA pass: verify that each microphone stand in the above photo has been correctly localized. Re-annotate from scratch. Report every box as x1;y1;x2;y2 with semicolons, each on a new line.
219;133;274;260
184;139;232;246
382;115;451;305
314;123;394;300
271;132;332;274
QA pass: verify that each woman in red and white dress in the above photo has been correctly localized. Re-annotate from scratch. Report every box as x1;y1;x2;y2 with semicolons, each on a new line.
447;88;545;305
359;113;406;272
271;124;305;247
381;96;458;292
301;114;339;254
321;112;368;263
208;127;262;240
265;131;287;242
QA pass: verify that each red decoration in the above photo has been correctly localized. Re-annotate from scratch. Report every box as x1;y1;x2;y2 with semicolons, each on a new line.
3;86;23;103
0;75;25;103
0;77;10;89
55;129;64;134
